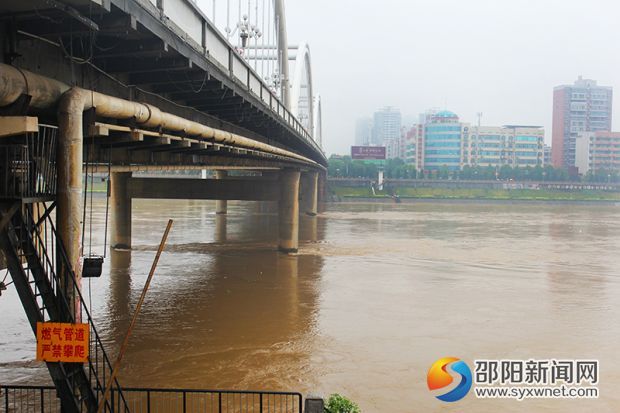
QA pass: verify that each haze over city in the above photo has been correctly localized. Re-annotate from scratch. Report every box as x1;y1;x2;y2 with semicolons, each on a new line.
284;0;620;155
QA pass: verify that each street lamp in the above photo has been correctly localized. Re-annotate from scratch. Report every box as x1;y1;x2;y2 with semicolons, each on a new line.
236;15;262;49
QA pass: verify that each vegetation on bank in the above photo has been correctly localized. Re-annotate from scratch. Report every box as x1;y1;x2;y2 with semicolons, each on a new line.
325;394;361;413
328;156;620;183
329;186;620;202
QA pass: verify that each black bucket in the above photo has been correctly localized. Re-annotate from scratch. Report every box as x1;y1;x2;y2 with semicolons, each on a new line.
83;256;104;278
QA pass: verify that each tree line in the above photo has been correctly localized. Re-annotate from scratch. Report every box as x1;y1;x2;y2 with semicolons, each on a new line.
327;156;620;183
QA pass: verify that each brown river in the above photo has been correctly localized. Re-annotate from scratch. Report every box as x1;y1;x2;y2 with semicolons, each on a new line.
1;199;620;412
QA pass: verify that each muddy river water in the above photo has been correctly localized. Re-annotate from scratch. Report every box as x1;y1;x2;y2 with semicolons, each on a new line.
1;199;620;412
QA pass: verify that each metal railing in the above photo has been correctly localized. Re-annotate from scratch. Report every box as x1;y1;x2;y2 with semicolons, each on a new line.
0;385;303;413
0;386;60;412
0;125;57;200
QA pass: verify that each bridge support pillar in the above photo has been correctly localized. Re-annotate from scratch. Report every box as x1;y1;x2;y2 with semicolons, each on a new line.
317;171;327;213
215;170;228;214
110;172;132;250
278;169;300;253
300;171;318;216
215;214;227;243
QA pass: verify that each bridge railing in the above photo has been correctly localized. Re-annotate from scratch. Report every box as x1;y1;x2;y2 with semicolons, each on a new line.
132;0;323;155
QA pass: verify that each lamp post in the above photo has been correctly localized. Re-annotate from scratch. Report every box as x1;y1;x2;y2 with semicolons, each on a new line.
236;15;262;50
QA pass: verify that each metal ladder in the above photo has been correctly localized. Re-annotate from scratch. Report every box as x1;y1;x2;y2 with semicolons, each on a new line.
0;202;131;413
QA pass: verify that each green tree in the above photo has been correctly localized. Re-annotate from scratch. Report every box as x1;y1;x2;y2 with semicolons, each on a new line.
499;165;513;180
439;165;450;179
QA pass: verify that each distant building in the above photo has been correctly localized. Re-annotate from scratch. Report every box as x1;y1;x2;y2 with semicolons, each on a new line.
402;124;424;169
575;131;620;174
544;144;552;165
354;117;372;146
372;106;401;148
423;110;465;171
405;109;546;172
469;125;544;168
552;76;613;169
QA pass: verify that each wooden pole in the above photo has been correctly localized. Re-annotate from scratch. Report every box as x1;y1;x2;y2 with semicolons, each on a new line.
97;219;174;413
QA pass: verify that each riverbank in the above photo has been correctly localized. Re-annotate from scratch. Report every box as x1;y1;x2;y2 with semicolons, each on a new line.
329;186;620;202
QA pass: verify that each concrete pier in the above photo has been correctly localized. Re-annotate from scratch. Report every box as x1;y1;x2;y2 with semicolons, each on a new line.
215;214;227;243
215;170;228;214
278;169;301;253
317;171;327;213
110;172;132;249
300;171;319;216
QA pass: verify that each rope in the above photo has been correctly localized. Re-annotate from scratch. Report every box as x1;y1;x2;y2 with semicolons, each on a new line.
103;146;111;259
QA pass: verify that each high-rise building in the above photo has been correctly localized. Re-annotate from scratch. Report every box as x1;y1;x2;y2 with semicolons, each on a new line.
552;76;613;169
372;106;401;147
575;131;620;174
423;110;465;171
354;117;372;146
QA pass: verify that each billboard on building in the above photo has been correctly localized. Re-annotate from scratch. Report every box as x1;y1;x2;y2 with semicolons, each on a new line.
351;146;386;160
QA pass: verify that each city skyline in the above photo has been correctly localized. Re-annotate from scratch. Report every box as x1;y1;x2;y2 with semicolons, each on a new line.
351;74;617;175
285;0;620;156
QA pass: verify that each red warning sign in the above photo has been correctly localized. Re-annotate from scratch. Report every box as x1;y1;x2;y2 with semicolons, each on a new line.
36;322;89;363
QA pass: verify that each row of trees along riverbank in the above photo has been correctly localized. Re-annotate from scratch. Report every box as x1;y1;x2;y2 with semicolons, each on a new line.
328;156;620;183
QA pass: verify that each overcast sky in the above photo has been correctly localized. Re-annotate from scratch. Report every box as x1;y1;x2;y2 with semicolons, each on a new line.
282;0;620;155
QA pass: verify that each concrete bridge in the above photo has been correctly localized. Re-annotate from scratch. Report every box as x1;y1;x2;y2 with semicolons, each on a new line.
0;0;326;408
1;0;327;258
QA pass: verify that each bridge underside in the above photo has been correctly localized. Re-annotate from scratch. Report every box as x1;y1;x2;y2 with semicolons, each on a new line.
0;0;326;166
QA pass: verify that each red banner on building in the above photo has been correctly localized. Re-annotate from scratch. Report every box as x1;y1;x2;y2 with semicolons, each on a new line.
36;322;89;363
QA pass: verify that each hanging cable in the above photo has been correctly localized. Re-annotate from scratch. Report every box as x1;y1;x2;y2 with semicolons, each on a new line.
237;0;241;48
81;125;90;253
261;0;265;77
88;139;94;257
254;0;258;70
102;145;111;259
226;0;230;39
266;0;271;81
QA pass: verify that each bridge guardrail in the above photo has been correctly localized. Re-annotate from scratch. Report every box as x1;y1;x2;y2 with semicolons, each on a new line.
133;0;323;156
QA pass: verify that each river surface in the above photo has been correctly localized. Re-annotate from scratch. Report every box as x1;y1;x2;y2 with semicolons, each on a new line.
1;200;620;412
